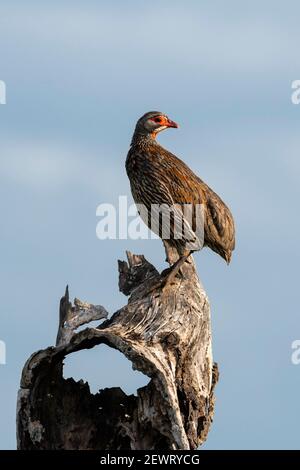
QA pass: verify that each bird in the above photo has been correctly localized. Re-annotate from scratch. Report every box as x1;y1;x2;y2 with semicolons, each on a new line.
126;111;235;286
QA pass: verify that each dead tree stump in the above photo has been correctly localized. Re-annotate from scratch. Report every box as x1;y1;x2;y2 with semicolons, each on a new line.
17;247;218;450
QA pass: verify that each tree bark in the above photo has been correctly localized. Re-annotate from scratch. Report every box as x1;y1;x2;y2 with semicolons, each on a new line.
17;246;218;450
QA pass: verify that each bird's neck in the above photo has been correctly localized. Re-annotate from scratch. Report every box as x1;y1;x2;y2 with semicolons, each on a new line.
131;131;159;149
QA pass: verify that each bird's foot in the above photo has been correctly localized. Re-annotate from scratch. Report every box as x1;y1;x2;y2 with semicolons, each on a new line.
160;266;184;280
145;254;190;295
143;269;180;296
144;275;176;296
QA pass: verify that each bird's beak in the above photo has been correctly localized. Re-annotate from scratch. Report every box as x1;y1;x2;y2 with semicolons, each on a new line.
166;118;179;128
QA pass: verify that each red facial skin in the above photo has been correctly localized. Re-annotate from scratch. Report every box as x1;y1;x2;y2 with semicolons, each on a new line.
151;115;179;128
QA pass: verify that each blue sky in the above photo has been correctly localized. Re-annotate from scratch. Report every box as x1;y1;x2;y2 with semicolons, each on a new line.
0;0;300;449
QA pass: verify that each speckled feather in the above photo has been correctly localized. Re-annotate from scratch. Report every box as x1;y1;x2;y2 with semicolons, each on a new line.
126;116;235;263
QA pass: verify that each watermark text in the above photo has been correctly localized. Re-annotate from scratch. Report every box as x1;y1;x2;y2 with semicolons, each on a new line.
96;196;204;250
0;80;6;104
0;340;6;365
291;80;300;105
291;340;300;365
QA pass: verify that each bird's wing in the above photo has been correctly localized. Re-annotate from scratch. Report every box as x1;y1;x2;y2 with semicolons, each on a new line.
203;184;236;259
155;148;235;257
132;153;202;251
148;185;202;251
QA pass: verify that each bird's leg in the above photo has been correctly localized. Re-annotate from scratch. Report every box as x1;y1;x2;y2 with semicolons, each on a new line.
145;251;193;295
160;252;191;288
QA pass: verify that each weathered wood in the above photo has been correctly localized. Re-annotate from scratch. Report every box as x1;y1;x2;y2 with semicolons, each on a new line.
17;250;218;450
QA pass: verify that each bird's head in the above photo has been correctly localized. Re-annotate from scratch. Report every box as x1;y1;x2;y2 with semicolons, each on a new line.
134;111;179;139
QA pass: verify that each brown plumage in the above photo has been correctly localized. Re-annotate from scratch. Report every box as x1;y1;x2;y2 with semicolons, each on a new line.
126;111;235;278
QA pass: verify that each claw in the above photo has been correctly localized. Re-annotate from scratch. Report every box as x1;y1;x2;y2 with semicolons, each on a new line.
145;253;191;295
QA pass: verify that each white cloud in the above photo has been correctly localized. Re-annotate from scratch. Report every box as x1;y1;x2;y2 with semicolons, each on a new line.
0;139;123;197
0;2;298;78
1;141;73;188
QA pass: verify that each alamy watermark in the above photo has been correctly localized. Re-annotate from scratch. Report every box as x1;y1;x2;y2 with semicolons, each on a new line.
291;80;300;104
291;340;300;365
96;196;204;250
0;340;6;365
290;85;300;363
0;80;6;104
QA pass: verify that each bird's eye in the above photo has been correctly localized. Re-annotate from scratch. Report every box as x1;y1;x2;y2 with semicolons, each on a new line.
152;117;162;123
